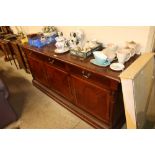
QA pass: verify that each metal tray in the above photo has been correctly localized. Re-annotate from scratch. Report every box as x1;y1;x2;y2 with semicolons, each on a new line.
70;44;103;59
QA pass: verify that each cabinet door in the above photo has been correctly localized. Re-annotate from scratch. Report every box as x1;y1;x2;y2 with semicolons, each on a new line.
71;75;111;122
45;63;73;101
28;56;48;86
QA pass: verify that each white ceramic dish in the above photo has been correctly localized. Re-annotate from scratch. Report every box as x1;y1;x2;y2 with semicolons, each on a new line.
90;59;110;67
110;63;125;71
54;49;69;54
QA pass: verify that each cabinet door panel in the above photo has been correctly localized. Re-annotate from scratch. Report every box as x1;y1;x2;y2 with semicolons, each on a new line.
45;63;73;101
69;65;112;90
28;56;48;86
71;75;111;122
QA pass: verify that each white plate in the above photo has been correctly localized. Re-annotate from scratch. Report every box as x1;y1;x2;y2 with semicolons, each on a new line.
110;63;125;71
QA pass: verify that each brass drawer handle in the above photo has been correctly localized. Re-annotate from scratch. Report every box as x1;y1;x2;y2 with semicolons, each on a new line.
82;70;85;75
83;74;89;79
82;70;91;79
87;73;91;78
49;59;55;64
84;73;91;79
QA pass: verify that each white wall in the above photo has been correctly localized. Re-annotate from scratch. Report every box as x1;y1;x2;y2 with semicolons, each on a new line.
11;26;151;53
58;26;151;53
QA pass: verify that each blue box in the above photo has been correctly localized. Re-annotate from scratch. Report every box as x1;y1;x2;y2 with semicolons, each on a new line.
28;37;45;48
28;34;57;48
45;34;57;44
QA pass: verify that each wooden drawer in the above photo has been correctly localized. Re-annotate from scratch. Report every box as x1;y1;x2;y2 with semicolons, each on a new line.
69;65;112;90
46;57;66;71
27;50;46;61
25;49;66;71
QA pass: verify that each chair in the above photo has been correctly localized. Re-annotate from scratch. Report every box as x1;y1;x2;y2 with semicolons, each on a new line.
0;79;17;128
0;39;19;68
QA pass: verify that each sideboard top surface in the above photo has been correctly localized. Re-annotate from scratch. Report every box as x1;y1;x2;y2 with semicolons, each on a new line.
22;43;139;82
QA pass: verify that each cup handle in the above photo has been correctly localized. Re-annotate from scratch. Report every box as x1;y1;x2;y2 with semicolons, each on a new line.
125;53;131;62
131;48;136;56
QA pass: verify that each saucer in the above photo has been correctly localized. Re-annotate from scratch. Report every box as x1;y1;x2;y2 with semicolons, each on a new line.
55;49;69;54
110;63;125;71
90;59;110;67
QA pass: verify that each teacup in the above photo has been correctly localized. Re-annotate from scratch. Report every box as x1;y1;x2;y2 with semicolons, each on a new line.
126;41;138;56
116;50;131;64
124;46;135;57
93;51;108;65
126;41;137;49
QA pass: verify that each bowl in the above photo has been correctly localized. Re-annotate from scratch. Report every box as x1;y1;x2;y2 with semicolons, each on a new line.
93;51;108;65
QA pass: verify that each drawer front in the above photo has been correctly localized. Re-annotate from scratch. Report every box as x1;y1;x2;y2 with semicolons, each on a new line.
46;57;66;71
25;49;66;71
69;65;112;89
26;50;46;61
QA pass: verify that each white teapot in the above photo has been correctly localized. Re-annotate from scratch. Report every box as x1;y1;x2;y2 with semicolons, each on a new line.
55;32;69;53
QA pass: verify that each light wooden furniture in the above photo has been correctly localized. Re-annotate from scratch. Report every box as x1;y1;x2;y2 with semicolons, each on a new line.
120;53;155;128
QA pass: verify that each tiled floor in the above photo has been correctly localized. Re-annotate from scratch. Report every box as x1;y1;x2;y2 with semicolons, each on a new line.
0;55;93;129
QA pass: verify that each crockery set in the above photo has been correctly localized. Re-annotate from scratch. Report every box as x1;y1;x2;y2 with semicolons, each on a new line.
91;41;140;71
54;30;102;59
54;29;140;71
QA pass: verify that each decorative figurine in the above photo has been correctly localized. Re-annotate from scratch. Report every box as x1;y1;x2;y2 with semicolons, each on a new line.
55;32;69;53
68;29;84;51
69;32;78;49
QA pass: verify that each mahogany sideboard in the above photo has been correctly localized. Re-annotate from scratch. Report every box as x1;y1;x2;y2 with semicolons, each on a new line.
22;43;138;128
